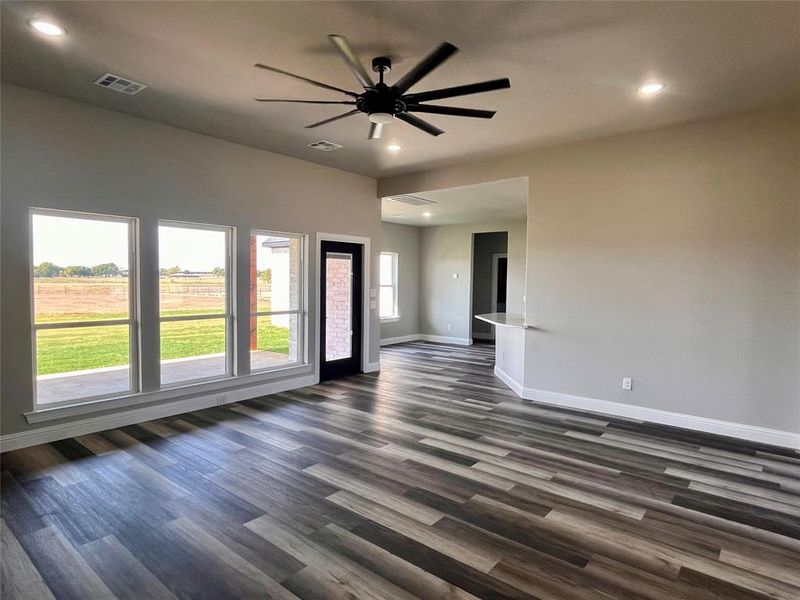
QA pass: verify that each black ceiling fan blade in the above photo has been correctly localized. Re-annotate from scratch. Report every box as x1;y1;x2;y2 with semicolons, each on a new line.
396;112;444;136
392;42;458;95
254;63;359;98
255;99;356;104
406;104;496;119
404;78;510;103
305;109;360;129
368;122;383;140
328;35;375;89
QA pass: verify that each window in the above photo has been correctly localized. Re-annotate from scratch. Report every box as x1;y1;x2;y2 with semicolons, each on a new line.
249;231;305;371
379;251;399;320
31;209;137;406
158;222;233;385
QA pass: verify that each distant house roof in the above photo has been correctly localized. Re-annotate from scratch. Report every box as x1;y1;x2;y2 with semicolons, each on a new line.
261;238;290;250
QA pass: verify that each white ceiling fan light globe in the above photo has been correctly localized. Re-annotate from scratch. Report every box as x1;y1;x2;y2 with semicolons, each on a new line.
369;112;394;124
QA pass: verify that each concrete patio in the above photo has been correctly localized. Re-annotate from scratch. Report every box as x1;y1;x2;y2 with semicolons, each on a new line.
36;350;295;405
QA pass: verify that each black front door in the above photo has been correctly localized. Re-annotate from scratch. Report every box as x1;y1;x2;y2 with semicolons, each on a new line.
320;241;363;381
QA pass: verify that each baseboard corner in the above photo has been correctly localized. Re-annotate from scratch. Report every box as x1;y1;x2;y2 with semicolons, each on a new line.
419;334;472;346
380;334;422;346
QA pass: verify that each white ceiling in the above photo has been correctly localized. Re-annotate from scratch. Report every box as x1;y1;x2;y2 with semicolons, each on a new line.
382;177;527;227
2;2;799;178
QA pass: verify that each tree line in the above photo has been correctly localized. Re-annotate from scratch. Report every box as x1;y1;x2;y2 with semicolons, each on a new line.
35;262;271;281
34;262;123;278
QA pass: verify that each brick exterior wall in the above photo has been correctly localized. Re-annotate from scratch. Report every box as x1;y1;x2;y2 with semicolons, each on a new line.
325;255;352;361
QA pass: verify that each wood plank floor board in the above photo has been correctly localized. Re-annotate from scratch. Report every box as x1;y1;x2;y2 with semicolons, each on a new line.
349;519;541;600
0;519;55;600
309;522;482;600
16;526;116;600
0;472;54;538
2;340;798;599
77;534;179;600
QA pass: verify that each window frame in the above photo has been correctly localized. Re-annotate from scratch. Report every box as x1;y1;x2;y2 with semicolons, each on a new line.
248;229;307;373
29;207;140;409
379;251;400;322
157;219;235;387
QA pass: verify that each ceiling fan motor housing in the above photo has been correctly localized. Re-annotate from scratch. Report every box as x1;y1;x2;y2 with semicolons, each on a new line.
357;84;406;119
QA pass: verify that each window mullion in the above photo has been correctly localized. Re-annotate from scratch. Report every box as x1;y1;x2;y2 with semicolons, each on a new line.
159;313;228;323
35;318;131;330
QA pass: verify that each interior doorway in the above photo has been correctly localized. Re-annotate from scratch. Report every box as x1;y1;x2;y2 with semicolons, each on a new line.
471;231;509;342
492;253;508;313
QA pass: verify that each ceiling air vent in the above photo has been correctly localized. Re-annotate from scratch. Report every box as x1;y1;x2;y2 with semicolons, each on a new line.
386;195;436;207
93;73;147;95
307;140;343;152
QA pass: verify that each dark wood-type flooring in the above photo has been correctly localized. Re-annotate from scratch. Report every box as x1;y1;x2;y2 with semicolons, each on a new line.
2;341;800;599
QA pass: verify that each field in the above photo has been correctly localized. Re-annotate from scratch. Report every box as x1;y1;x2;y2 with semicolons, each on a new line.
34;277;289;375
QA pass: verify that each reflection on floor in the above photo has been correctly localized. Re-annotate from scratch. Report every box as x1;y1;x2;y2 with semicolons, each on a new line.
36;350;293;405
5;341;799;599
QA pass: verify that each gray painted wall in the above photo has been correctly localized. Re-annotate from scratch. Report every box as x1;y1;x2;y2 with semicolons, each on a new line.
380;106;800;433
380;223;421;340
1;83;380;437
420;220;527;342
472;232;509;338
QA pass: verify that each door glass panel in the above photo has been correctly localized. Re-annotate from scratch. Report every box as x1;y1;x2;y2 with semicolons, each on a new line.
325;252;352;361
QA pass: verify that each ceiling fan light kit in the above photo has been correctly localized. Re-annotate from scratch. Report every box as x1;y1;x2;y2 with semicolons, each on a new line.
254;34;511;140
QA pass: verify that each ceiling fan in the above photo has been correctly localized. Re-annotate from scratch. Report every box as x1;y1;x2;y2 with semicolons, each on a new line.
253;35;511;139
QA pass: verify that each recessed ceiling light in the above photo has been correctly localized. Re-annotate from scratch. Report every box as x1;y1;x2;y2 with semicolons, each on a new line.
422;211;432;217
386;144;403;153
638;82;665;97
31;20;65;36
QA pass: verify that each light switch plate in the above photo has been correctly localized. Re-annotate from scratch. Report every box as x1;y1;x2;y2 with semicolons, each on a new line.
369;288;377;298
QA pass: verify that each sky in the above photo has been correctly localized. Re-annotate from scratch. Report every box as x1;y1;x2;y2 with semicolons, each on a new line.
33;214;129;268
158;225;226;271
32;214;228;272
32;215;301;273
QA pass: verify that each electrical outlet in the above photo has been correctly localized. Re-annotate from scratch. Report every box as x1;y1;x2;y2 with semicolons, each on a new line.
447;323;452;331
622;377;632;391
216;394;228;405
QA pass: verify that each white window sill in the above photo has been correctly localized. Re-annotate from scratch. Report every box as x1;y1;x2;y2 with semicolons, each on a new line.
25;363;313;424
380;316;401;323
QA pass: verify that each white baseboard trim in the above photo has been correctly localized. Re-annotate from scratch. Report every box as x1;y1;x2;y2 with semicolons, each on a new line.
472;332;495;341
379;334;473;347
364;361;381;373
380;334;422;346
419;334;473;346
0;373;318;453
493;367;799;450
493;366;524;396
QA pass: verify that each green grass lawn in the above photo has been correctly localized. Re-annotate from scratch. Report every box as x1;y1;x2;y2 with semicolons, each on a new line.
36;316;290;375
